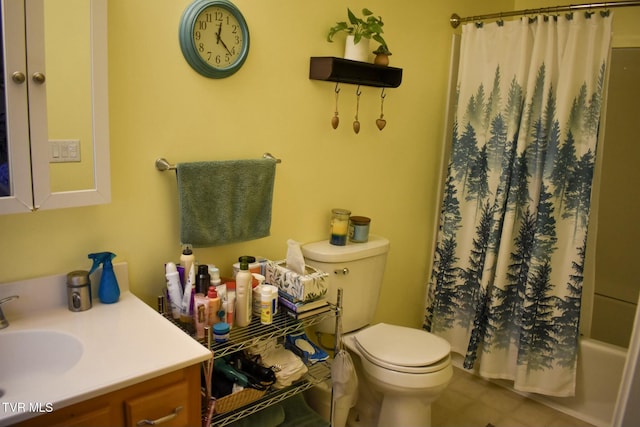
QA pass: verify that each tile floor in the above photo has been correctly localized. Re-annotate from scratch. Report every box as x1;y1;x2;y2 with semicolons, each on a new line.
431;367;596;427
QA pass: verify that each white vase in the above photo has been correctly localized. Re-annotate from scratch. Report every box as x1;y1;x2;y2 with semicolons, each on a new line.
344;35;370;62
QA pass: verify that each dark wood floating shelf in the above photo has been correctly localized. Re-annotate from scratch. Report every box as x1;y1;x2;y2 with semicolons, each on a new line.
309;57;402;88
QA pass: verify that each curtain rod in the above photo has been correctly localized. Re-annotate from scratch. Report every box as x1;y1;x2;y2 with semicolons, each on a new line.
450;1;640;28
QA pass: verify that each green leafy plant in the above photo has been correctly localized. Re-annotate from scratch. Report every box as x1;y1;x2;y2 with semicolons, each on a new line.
327;8;388;50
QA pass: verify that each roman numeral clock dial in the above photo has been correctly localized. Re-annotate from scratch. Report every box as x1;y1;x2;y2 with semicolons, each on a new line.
179;0;250;78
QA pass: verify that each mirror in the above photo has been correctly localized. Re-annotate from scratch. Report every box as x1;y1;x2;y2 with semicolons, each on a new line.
0;8;6;198
0;0;109;214
45;0;95;193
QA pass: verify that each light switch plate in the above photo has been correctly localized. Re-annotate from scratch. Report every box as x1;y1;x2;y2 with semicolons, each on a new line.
49;139;81;163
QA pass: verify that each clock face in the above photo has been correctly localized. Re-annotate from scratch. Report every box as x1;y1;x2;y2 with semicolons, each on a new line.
193;6;243;70
179;0;250;78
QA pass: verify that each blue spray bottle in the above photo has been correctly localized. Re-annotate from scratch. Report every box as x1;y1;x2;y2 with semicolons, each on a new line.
88;252;120;304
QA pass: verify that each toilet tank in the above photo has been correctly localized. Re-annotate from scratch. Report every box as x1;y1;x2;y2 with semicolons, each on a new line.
301;235;390;334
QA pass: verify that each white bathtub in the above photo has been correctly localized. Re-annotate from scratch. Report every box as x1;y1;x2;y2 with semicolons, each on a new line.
452;338;627;427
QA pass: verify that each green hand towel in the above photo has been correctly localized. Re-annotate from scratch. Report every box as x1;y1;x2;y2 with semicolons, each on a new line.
176;159;276;247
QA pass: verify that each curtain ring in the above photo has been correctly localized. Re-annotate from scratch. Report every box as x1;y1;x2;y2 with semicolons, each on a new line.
356;85;362;97
334;82;340;94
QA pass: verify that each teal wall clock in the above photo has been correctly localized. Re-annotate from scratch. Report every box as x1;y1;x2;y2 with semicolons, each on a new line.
179;0;250;78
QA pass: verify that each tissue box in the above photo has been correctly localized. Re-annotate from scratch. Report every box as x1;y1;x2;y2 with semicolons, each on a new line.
265;260;328;302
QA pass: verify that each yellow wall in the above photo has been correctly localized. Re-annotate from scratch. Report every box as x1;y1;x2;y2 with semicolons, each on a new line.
12;0;640;331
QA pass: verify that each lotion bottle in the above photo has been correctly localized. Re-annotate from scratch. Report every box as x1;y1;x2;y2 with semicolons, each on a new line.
194;293;208;339
252;273;266;317
165;262;183;319
235;256;255;327
260;286;273;325
226;292;235;329
207;286;221;326
180;263;196;325
209;266;221;288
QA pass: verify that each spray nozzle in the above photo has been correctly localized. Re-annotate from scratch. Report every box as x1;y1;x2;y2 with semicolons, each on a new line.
88;252;117;275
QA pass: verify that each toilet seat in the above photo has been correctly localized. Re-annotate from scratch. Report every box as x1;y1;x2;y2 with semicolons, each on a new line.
353;323;450;374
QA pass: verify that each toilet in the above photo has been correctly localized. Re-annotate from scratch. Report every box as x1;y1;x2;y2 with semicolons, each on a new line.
302;235;452;427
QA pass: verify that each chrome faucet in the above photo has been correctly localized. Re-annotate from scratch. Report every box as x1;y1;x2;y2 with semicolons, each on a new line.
0;295;19;329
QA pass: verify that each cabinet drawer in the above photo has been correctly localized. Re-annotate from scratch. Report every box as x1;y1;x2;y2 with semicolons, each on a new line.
124;380;190;427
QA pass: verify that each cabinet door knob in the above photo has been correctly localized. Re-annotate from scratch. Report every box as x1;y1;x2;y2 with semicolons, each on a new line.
32;72;46;84
136;406;183;425
11;72;26;84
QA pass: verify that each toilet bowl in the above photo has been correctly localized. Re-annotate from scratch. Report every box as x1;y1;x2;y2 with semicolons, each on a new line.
342;323;452;427
300;236;452;427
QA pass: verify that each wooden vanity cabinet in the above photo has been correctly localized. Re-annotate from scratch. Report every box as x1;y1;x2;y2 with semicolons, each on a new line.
14;364;201;427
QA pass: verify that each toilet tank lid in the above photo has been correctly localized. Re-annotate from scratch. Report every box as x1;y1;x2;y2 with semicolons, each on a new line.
301;235;390;263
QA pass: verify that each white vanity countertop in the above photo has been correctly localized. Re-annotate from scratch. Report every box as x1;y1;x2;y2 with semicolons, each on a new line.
0;263;212;426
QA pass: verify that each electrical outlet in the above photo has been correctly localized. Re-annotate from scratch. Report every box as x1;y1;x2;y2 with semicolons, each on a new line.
49;140;81;163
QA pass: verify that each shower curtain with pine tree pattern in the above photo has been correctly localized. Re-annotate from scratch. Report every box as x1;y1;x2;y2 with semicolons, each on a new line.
423;12;612;396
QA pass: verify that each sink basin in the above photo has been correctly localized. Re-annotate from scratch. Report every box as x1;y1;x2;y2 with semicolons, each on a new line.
0;330;83;382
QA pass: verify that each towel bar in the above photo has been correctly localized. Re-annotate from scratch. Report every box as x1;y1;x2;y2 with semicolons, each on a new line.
155;153;282;172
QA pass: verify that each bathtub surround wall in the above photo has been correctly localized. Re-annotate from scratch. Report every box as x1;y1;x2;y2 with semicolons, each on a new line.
589;47;640;349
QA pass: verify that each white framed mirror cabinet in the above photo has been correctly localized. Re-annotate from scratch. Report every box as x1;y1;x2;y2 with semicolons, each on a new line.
0;0;109;214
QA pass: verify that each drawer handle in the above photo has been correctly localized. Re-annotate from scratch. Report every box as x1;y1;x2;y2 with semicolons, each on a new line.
136;406;183;426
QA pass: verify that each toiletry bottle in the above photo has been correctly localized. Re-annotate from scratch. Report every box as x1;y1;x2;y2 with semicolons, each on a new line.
165;262;183;320
196;264;211;294
180;244;195;286
180;263;196;325
260;286;273;325
194;293;209;339
235;256;255;327
214;322;230;343
252;273;266;317
270;285;278;315
207;286;221;326
209;265;221;288
226;292;235;329
88;252;120;304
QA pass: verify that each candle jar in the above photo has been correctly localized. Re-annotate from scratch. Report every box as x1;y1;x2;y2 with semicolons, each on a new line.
349;216;371;243
330;208;351;246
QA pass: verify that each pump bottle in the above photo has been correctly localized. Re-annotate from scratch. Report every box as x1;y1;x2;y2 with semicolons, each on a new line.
88;252;120;304
235;256;255;327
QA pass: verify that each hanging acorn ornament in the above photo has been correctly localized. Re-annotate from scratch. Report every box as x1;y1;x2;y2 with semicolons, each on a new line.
376;88;387;130
331;83;340;129
353;85;362;134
